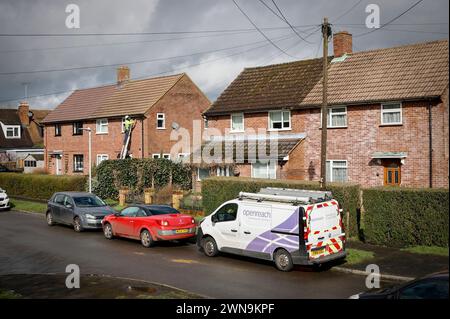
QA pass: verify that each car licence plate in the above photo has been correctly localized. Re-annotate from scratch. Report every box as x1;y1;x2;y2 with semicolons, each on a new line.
310;247;326;257
175;229;189;234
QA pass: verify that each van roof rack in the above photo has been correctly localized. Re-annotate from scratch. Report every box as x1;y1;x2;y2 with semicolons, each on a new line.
259;187;333;202
238;191;312;205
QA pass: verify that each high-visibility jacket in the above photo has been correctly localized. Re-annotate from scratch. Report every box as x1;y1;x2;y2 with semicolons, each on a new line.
124;119;135;131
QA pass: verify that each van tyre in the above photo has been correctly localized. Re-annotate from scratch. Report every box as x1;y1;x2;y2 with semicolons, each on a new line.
274;249;294;272
46;211;55;226
140;230;154;248
73;217;83;232
203;237;219;257
103;223;114;239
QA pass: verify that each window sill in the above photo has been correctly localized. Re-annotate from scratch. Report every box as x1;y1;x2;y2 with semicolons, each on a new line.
267;128;292;132
96;132;108;135
379;123;403;127
319;126;348;129
156;127;166;130
229;130;245;134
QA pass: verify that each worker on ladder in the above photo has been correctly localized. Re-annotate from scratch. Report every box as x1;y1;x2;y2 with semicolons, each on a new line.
121;115;136;159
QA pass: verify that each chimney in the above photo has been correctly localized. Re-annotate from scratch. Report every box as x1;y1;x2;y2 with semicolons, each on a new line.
333;31;353;58
117;66;130;86
18;101;30;126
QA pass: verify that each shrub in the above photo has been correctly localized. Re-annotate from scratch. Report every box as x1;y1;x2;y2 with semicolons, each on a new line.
0;173;86;201
362;187;449;248
93;158;191;199
201;177;360;237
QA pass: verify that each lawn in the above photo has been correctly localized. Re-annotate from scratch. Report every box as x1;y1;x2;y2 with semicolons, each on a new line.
345;248;375;265
401;246;449;257
9;199;47;214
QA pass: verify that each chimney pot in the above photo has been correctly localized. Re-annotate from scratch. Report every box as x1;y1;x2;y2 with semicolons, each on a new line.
18;101;30;126
117;66;130;85
333;31;353;58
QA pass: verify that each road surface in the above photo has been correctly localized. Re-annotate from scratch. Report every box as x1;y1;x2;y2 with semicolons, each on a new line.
0;211;383;298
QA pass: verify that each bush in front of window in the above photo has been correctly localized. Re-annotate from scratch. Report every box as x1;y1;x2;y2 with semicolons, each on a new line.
93;158;192;199
363;187;449;248
201;176;361;238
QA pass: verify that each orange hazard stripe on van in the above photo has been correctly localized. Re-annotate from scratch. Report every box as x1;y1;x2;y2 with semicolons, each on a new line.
330;238;341;251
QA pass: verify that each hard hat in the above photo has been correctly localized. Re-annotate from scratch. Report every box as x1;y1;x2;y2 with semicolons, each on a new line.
125;115;130;120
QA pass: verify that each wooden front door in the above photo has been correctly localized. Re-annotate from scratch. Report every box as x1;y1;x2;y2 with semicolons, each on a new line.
383;160;401;186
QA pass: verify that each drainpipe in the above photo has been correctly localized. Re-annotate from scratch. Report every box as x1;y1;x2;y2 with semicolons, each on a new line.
141;118;144;158
428;101;433;188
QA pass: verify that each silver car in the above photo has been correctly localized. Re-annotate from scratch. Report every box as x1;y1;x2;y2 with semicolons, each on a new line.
46;192;116;232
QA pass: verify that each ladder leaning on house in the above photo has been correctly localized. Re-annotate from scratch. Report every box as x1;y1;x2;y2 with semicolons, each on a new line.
120;125;134;159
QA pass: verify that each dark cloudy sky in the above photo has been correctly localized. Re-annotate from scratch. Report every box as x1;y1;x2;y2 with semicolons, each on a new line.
0;0;448;110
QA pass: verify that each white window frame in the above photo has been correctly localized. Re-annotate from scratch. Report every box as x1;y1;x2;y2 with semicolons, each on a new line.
381;102;402;125
152;154;161;159
321;106;347;128
162;153;171;159
216;166;231;177
3;124;21;139
73;154;84;172
326;160;348;183
251;161;277;179
96;154;109;165
230;113;244;133
268;110;291;131
156;113;165;129
24;160;37;167
96;118;108;134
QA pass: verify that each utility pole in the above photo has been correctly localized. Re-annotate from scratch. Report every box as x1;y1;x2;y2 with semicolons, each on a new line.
320;17;331;190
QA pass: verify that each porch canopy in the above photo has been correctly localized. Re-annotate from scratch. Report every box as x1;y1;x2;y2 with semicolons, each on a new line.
190;133;306;167
371;152;408;159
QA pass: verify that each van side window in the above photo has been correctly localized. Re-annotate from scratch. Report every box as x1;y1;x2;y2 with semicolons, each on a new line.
215;203;238;222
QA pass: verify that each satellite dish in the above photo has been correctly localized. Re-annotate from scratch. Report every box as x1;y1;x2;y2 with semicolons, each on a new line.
172;122;180;130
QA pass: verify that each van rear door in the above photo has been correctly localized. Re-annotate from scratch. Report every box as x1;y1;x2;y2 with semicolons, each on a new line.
306;201;344;260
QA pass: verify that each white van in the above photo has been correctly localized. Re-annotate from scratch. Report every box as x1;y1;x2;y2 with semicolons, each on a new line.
197;188;346;271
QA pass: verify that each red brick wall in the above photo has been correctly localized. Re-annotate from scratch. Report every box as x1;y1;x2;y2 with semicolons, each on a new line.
207;98;449;188
44;74;210;175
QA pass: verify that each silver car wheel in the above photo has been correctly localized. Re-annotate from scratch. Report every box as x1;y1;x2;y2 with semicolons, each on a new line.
46;213;53;226
141;231;151;247
74;218;81;232
104;224;112;239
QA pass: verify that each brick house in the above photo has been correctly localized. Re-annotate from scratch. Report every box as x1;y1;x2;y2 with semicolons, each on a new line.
0;102;50;171
202;33;449;188
42;67;210;175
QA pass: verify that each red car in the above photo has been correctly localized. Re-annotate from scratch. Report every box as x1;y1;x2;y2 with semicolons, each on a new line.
102;204;196;247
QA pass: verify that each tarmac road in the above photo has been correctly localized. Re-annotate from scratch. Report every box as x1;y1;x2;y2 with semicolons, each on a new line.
0;211;385;299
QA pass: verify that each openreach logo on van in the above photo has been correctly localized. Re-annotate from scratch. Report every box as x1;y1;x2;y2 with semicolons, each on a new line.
242;209;271;219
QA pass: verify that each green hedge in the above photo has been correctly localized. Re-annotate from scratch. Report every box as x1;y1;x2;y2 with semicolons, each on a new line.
0;173;86;201
202;177;360;237
93;158;191;199
362;187;449;248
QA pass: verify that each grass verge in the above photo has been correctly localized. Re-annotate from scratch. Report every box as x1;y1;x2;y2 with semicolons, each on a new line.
401;246;449;257
345;248;375;265
9;198;47;214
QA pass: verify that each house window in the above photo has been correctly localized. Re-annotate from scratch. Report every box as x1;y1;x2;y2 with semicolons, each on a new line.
216;166;231;177
73;155;84;172
55;124;62;136
96;118;108;134
381;103;402;125
197;167;210;181
24;160;37;167
157;113;165;129
96;154;109;165
269;110;291;130
384;160;401;186
72;122;83;135
323;107;347;127
5;126;20;138
326;160;348;183
230;113;244;132
162;154;171;159
251;161;276;179
152;154;161;159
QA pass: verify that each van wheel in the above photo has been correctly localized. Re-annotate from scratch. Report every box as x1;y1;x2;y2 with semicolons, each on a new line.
103;223;114;239
73;217;83;232
274;249;294;272
202;237;218;257
140;230;154;248
46;211;55;226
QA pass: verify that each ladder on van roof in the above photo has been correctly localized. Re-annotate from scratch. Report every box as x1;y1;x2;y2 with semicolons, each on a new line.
238;188;333;205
